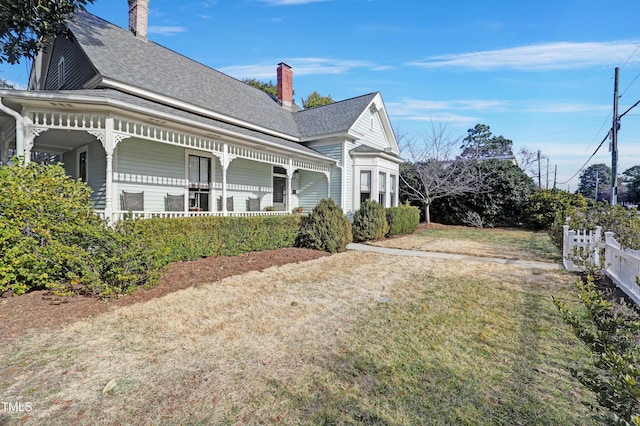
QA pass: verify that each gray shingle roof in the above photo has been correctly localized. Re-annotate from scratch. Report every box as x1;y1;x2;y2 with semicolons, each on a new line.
66;10;378;142
294;93;378;138
69;11;300;136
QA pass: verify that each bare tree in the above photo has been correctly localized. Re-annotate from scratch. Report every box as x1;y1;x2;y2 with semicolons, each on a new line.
516;146;538;178
399;121;487;223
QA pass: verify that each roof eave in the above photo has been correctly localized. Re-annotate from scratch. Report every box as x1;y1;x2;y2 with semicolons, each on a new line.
0;90;334;164
100;77;302;143
350;149;404;164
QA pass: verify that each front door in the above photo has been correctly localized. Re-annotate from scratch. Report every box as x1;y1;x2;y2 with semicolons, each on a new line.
273;176;286;211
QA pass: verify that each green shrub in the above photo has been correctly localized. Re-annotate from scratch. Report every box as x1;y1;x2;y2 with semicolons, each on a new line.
386;203;420;237
352;199;388;242
297;198;352;253
0;159;160;297
524;189;588;230
550;202;640;250
133;215;301;263
554;275;640;424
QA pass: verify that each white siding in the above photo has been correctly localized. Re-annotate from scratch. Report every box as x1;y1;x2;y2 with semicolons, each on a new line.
344;141;355;214
87;140;106;209
226;158;272;211
352;108;388;151
115;138;186;211
63;140;106;209
310;143;342;206
298;170;328;212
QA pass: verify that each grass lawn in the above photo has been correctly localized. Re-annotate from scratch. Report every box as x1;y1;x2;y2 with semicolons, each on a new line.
0;227;594;425
372;226;562;262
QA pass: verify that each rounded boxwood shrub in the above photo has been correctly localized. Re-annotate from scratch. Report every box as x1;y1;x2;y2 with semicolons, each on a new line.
0;159;160;297
352;199;388;242
297;198;352;253
386;203;420;237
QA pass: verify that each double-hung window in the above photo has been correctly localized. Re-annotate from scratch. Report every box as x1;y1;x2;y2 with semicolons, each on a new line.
360;170;371;205
188;155;210;211
390;174;397;207
378;172;386;206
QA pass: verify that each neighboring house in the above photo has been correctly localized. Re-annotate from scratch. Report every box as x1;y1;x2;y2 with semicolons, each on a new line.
0;0;402;221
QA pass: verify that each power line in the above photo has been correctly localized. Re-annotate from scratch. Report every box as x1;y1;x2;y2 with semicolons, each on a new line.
556;131;609;185
620;43;640;96
619;98;640;119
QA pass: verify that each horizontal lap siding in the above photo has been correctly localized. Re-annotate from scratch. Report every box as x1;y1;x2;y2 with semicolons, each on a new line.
115;139;186;211
345;141;355;214
310;144;342;206
353;110;388;151
87;141;106;209
226;159;272;211
62;141;106;209
298;170;327;211
44;37;96;90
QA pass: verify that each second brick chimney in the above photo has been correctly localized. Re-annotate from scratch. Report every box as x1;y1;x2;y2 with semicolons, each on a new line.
277;62;293;110
128;0;149;40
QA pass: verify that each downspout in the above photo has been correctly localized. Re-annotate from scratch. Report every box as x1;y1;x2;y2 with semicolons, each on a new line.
0;97;24;160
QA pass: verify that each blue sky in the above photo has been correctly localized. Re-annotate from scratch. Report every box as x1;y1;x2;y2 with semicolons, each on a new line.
2;0;640;190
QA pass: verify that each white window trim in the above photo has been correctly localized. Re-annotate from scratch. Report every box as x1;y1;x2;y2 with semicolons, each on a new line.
57;57;65;88
185;149;214;211
77;144;88;182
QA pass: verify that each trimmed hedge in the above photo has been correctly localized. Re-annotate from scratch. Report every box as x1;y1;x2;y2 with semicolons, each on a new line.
386;204;420;237
132;215;302;264
352;200;388;242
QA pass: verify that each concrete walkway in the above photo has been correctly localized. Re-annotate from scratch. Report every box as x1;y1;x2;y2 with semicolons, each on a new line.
347;243;563;271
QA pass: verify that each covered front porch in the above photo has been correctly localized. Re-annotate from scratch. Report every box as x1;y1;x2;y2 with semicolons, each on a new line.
0;100;333;223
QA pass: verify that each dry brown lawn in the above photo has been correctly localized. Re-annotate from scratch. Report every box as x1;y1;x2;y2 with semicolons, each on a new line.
0;243;579;425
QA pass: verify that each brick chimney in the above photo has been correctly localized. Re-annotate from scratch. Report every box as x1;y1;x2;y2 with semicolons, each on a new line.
128;0;149;40
277;62;293;110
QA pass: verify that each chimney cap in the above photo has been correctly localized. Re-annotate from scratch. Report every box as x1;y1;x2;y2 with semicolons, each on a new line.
278;62;291;69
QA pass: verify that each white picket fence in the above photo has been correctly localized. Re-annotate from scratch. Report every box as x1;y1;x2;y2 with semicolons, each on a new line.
563;225;640;306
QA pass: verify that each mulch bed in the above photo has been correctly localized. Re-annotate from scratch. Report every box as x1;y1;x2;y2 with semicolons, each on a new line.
0;248;329;343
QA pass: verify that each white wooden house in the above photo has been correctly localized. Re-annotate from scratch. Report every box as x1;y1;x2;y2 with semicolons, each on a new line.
0;1;402;221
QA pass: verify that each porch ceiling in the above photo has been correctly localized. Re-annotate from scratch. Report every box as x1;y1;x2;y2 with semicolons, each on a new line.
33;129;98;154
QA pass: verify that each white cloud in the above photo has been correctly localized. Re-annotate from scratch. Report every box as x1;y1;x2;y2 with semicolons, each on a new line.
219;57;377;79
409;40;640;71
148;26;188;36
388;98;609;119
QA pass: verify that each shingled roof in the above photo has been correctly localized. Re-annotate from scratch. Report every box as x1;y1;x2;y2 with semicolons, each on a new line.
293;93;378;138
66;10;379;142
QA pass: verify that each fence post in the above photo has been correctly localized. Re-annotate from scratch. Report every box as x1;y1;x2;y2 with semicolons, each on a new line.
563;225;575;270
593;226;602;266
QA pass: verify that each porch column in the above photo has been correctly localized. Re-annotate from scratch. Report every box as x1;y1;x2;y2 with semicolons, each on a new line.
103;117;115;220
286;158;292;212
326;171;331;198
0;135;6;165
220;144;236;216
105;153;114;219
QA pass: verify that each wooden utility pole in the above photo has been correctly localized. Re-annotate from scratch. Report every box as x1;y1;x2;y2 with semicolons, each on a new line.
611;67;619;205
553;165;557;189
537;150;541;188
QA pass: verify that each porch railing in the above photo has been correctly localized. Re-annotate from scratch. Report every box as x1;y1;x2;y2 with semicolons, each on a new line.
96;210;293;222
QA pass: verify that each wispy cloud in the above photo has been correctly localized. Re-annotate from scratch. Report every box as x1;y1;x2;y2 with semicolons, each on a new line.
259;0;331;5
149;26;188;36
219;57;380;79
409;40;640;70
388;98;609;124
